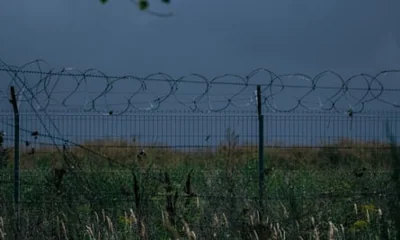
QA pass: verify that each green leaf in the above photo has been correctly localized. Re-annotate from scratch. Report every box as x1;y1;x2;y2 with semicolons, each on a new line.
138;0;149;10
99;0;108;4
162;0;170;3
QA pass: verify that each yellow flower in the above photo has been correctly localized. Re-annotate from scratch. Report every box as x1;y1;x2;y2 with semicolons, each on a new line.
350;220;368;231
361;204;376;212
119;216;134;225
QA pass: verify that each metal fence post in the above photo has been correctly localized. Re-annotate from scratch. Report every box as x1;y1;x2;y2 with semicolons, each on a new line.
9;86;20;239
257;85;265;208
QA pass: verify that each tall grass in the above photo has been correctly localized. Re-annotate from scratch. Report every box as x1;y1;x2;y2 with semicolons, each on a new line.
0;136;399;239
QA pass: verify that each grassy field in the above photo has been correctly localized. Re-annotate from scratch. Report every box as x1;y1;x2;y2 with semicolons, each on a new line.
0;137;400;239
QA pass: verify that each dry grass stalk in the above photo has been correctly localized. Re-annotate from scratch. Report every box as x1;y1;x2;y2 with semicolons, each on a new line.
0;217;5;240
222;213;229;227
182;220;196;240
163;211;171;226
273;223;285;240
129;209;137;224
295;220;300;232
253;230;259;240
213;214;219;227
328;221;338;240
56;216;60;239
139;221;146;240
161;211;166;225
280;202;289;219
378;208;383;217
340;224;345;237
354;203;358;215
280;227;286;239
0;229;5;240
85;226;95;239
272;224;278;238
106;216;114;233
255;211;259;223
191;231;197;240
56;216;68;240
274;223;280;237
313;225;320;240
94;211;99;224
250;214;255;226
61;220;68;240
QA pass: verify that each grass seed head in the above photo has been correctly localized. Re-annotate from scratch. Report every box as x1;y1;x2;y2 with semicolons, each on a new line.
250;214;254;226
378;208;383;217
328;221;336;240
94;211;99;224
280;202;289;219
213;214;219;227
222;213;229;227
311;216;315;227
272;225;278;238
182;220;196;240
106;216;114;233
354;203;358;215
129;209;137;224
85;226;94;238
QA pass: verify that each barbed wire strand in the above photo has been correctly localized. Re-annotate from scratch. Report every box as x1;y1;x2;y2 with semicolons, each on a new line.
0;60;102;196
1;59;400;115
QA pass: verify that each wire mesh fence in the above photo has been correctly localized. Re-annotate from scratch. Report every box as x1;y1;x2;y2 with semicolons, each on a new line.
0;109;399;239
1;110;399;147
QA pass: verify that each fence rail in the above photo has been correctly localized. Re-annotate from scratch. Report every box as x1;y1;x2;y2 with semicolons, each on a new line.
0;110;399;149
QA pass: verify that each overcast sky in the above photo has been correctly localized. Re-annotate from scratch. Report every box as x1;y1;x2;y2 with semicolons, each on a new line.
0;0;399;146
1;0;399;73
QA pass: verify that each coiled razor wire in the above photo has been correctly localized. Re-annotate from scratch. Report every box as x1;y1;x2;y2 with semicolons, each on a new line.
1;58;400;115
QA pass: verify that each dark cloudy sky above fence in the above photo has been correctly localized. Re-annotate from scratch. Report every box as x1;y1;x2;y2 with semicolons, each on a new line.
1;0;399;75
